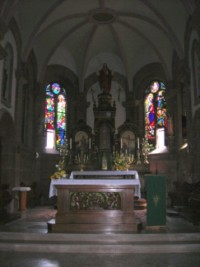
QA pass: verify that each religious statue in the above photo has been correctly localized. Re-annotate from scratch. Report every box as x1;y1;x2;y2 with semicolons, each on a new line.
97;63;112;94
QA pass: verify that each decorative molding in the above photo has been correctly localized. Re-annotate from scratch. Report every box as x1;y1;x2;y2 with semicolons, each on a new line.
70;191;121;210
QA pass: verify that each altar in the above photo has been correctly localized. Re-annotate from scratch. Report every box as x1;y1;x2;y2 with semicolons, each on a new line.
48;179;138;233
49;170;141;198
69;170;139;180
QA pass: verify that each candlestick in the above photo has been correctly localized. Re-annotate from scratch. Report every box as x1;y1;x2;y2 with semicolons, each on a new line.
89;138;91;149
70;138;72;149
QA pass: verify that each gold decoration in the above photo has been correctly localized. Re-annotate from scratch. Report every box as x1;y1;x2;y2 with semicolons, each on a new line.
50;159;67;179
75;151;89;171
50;136;69;179
70;192;121;210
113;152;134;171
153;194;159;207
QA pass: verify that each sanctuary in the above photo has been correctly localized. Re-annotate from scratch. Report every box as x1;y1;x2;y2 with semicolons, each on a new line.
48;83;146;233
1;0;200;234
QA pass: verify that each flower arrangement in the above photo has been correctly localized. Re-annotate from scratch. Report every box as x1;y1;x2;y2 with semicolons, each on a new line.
113;153;126;171
113;152;134;171
50;170;67;179
50;159;67;179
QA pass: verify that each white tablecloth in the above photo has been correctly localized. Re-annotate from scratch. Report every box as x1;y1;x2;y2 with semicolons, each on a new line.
69;170;139;180
12;187;31;192
49;178;141;198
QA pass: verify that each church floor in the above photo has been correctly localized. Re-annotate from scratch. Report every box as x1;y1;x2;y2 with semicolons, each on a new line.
0;206;200;267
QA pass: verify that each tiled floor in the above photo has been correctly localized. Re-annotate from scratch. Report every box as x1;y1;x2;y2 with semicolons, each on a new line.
1;206;200;234
1;251;200;267
0;206;200;267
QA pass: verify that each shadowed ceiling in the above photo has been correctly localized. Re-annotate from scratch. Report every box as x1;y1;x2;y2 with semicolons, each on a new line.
1;0;195;90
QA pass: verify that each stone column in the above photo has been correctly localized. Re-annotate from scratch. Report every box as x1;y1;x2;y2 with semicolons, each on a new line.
0;18;8;41
15;62;28;144
0;19;8;59
34;81;46;152
165;81;177;152
0;46;7;60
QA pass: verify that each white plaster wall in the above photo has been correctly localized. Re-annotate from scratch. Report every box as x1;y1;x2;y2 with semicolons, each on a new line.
48;44;77;75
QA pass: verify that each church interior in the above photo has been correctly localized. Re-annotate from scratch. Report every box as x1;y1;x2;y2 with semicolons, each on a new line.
0;0;200;266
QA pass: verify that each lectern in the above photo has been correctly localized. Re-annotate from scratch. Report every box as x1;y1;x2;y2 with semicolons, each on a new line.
144;175;166;227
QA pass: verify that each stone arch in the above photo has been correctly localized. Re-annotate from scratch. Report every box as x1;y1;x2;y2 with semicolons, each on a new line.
42;64;78;95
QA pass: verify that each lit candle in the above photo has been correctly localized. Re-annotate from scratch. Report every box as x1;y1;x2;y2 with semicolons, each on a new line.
137;137;140;149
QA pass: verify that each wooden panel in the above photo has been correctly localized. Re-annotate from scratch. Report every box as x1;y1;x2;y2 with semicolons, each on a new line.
49;183;137;233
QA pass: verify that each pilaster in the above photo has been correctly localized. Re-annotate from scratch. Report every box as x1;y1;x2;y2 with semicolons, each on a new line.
0;18;8;41
0;45;7;60
14;62;29;144
0;19;8;59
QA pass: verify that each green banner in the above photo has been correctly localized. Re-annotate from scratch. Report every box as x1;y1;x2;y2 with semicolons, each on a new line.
145;175;166;226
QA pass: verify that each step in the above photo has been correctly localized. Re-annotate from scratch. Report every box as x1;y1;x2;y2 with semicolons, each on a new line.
0;232;199;254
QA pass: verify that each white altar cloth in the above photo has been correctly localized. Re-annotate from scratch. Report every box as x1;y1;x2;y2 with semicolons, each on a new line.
12;186;31;192
49;178;141;198
69;170;139;180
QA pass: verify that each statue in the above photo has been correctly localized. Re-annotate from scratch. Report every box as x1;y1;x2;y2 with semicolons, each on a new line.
97;63;112;94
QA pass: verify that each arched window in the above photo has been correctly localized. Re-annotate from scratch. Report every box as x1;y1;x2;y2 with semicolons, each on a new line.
44;82;67;151
144;81;167;148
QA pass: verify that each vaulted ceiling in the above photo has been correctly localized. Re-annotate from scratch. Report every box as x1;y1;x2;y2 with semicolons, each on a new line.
1;0;196;90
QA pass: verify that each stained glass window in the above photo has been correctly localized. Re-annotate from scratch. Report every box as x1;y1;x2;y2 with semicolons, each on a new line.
45;82;67;150
144;81;167;147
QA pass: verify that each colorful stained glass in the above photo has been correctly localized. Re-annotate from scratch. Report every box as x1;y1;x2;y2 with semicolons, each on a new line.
45;111;55;130
145;93;155;139
46;95;54;112
45;83;67;150
150;81;159;93
144;81;167;145
157;90;167;127
52;83;61;94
